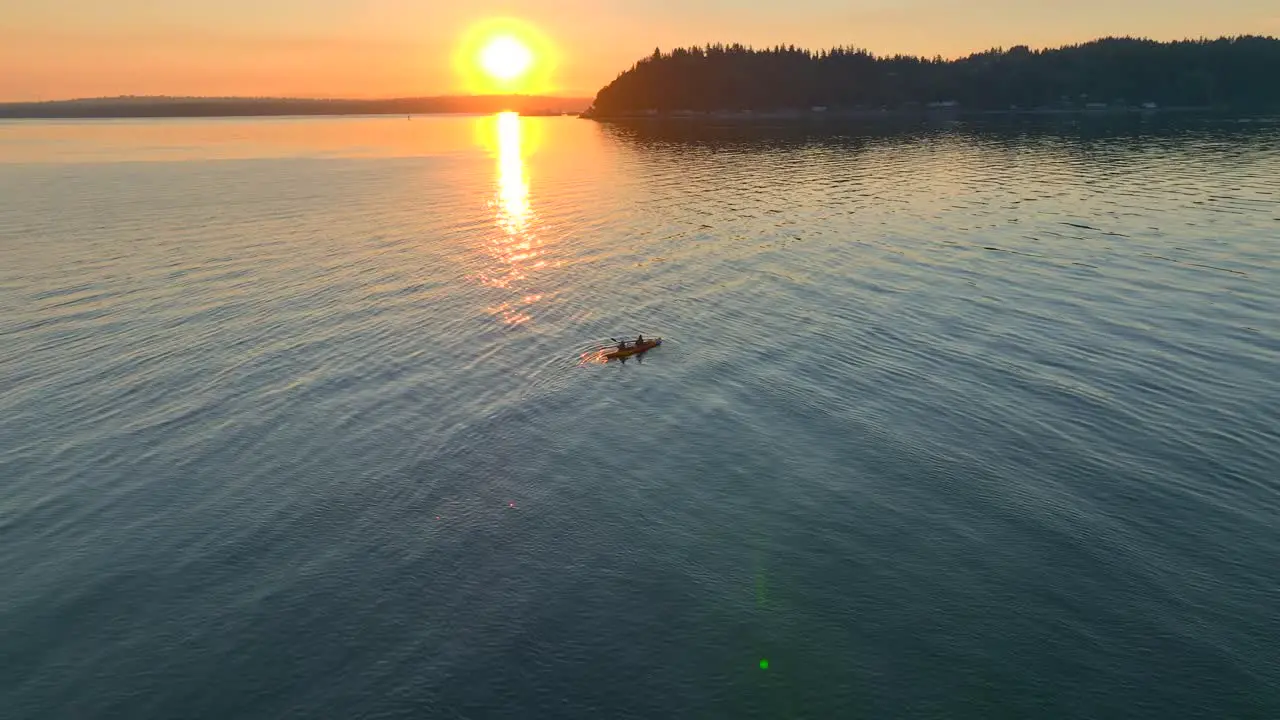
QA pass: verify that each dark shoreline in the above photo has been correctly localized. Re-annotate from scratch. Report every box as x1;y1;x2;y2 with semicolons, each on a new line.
582;105;1275;123
588;37;1280;124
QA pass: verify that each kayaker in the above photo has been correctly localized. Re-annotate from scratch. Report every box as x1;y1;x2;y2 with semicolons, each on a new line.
636;334;644;346
617;340;627;352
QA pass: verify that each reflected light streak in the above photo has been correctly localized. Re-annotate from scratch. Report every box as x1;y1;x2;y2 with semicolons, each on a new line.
497;111;530;234
474;112;549;326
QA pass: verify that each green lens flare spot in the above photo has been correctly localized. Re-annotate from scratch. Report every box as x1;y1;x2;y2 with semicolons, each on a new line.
759;659;769;670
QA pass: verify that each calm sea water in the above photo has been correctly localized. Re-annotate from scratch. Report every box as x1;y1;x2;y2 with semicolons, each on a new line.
2;114;1278;719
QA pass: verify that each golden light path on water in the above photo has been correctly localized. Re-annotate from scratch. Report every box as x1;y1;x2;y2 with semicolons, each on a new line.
480;112;544;326
497;112;530;235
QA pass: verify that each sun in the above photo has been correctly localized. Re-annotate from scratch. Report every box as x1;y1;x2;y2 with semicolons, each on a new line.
480;36;533;82
455;18;558;94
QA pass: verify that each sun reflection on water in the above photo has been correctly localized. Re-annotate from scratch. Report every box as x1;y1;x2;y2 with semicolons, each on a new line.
472;112;551;326
496;112;530;235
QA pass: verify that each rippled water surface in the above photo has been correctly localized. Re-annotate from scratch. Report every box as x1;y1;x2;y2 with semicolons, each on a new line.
2;115;1279;719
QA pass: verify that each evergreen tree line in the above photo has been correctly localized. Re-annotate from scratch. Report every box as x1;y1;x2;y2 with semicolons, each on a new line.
588;36;1280;115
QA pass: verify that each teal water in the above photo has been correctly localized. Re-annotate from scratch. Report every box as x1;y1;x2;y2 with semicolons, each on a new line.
2;115;1278;718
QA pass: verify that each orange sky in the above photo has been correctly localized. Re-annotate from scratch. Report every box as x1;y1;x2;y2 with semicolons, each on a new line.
2;1;1277;101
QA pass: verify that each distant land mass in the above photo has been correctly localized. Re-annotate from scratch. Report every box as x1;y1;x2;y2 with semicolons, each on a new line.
585;36;1280;119
0;95;591;119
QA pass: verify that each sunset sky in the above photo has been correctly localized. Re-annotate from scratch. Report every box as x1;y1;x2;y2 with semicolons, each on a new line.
3;0;1277;101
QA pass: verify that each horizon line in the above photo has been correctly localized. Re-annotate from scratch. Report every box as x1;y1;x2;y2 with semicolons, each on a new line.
1;93;595;106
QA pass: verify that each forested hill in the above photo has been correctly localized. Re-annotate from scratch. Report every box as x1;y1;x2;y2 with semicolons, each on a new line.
587;36;1280;116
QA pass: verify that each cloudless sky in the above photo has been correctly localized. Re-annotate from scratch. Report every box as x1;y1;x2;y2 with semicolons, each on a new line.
2;0;1277;101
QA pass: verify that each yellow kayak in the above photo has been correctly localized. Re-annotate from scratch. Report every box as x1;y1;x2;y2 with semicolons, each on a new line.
604;338;662;360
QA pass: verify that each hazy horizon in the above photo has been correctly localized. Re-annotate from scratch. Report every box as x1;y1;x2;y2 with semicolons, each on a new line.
3;93;595;104
3;0;1278;102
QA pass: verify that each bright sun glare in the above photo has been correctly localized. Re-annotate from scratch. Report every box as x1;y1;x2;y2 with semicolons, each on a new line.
455;18;555;94
480;36;534;82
